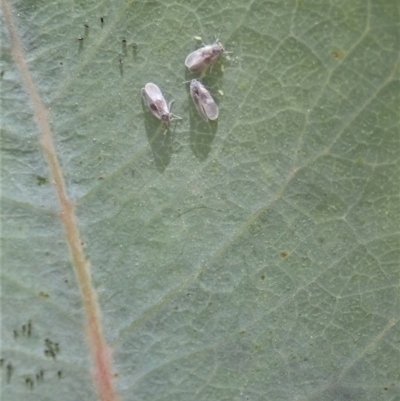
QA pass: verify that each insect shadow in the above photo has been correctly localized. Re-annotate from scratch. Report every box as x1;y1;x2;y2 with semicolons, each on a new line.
141;100;174;173
184;68;223;160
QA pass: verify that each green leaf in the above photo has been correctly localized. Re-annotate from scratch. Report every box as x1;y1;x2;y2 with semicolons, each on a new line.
2;0;399;400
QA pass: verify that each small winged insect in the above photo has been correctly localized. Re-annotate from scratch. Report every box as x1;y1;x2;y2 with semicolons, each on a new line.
189;79;219;121
185;40;225;72
141;83;181;124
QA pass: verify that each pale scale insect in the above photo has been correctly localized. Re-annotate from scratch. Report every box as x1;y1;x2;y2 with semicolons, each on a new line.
185;40;225;72
141;83;181;124
189;79;219;121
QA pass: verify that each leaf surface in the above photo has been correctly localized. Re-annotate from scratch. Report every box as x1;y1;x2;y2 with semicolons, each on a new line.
1;1;399;400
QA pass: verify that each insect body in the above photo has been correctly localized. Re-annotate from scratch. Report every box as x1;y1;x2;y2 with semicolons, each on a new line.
141;83;181;123
185;41;225;72
189;80;219;121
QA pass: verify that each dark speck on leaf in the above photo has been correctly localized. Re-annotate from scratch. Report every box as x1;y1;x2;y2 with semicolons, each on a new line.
37;175;47;185
26;377;34;389
6;363;13;383
280;251;288;258
331;49;346;60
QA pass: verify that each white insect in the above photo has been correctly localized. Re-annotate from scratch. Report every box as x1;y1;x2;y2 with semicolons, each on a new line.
189;79;219;121
185;40;225;72
141;83;181;123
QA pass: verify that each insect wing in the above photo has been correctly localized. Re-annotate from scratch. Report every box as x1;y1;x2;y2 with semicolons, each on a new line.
190;80;208;121
190;80;219;121
141;83;170;121
185;48;206;71
200;88;219;120
185;42;224;72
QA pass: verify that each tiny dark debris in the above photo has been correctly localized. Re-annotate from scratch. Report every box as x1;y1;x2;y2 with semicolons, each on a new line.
44;338;59;359
36;369;44;382
25;377;34;389
37;175;47;185
6;362;13;383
